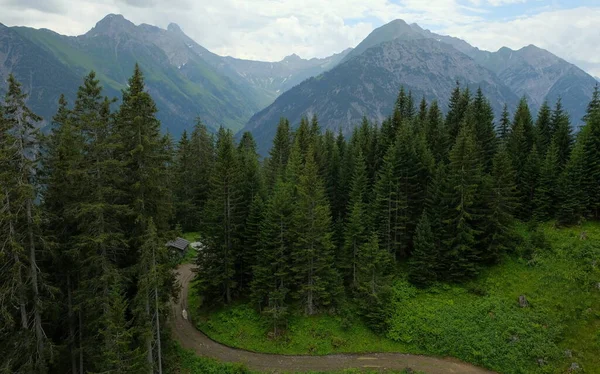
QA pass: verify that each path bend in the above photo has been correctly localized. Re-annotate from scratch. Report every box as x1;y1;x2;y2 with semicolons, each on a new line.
172;264;496;374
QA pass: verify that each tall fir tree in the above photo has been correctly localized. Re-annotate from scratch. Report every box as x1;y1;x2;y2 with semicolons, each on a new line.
533;141;559;221
535;101;553;156
408;212;438;287
498;104;511;142
550;98;573;170
197;127;241;304
291;149;341;315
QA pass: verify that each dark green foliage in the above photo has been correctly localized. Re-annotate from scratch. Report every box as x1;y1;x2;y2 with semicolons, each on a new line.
557;141;586;226
443;122;482;280
512;96;535;153
408;212;437;287
265;118;292;189
581;108;600;218
534;141;559;221
197;128;241;304
472;88;497;172
535;101;553;156
519;146;541;220
355;233;394;332
291;149;341;315
445;82;471;141
550;99;573;170
498;104;510;142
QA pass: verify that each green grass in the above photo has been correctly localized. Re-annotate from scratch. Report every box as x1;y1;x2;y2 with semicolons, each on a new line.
186;223;600;373
180;232;201;264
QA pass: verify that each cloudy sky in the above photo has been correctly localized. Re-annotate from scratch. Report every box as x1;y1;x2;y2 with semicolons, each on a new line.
1;0;599;77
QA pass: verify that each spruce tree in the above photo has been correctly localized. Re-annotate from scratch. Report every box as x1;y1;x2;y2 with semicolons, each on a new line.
519;145;541;220
472;87;497;172
535;101;553;156
581;107;600;218
250;179;294;332
197;127;240;304
533;141;559;221
173;130;196;231
188;118;215;219
291;149;341;315
265;118;292;189
355;233;393;332
512;96;535;153
444;122;482;280
408;212;437;287
557;141;586;226
550;98;573;170
498;104;511;142
446;82;471;141
343;151;369;287
482;145;518;263
0;74;48;373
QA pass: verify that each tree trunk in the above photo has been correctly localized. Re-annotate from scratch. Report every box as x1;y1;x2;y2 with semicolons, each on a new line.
145;295;153;374
67;275;78;374
27;197;45;368
7;194;28;329
78;309;84;374
152;244;163;374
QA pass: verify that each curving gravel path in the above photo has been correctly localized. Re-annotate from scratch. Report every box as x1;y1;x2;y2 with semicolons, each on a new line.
171;264;496;374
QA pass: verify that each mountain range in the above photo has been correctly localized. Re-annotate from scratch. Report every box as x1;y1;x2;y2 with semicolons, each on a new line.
1;15;598;154
243;19;598;154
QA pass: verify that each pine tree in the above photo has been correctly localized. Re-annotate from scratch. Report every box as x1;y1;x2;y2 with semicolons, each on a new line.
173;130;196;231
581;107;600;218
444;122;482;280
0;74;48;373
355;233;393;332
512;96;535;153
482;145;518;263
426;100;448;162
583;84;600;123
291;149;341;315
250;179;294;332
519;145;541;220
197;127;240;304
408;212;437;287
236;132;264;290
446;82;471;141
265;118;292;189
533;141;559;221
342;151;369;287
498;104;511;142
535;101;553;156
550;98;573;170
472;87;497;172
188;118;215;219
557;141;586;226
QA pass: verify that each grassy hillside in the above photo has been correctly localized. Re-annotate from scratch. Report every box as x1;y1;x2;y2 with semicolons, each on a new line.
186;222;600;373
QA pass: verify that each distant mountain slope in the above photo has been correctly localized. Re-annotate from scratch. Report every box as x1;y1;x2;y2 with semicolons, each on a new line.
471;45;598;121
244;38;519;155
0;14;349;135
243;18;598;154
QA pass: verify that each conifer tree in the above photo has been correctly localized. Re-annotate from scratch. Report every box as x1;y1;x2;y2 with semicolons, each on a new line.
473;87;497;172
250;179;294;332
188;118;215;218
291;149;341;315
498;104;511;142
355;233;393;332
444;122;482;280
550;98;573;170
446;82;471;141
197;127;240;304
0;74;48;373
533;141;559;221
426;100;448;162
408;212;437;287
265;118;292;189
482;145;518;263
512;96;535;153
343;151;369;286
535;101;553;156
583;84;600;122
519;146;541;220
557;141;586;226
173;130;196;231
581;107;600;218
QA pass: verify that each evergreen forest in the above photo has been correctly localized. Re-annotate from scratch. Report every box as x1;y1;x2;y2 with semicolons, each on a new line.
1;66;600;373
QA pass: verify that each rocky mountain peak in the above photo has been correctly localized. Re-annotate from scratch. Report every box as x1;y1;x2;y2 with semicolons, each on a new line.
86;13;136;37
167;23;183;33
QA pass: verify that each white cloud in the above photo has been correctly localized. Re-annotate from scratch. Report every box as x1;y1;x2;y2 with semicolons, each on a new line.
442;6;600;76
0;0;598;76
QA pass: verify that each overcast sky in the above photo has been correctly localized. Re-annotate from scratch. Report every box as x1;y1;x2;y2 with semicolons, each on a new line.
1;0;599;77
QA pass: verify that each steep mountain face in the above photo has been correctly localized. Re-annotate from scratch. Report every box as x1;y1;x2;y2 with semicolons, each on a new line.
245;38;520;155
471;45;597;121
243;19;598;155
0;14;348;135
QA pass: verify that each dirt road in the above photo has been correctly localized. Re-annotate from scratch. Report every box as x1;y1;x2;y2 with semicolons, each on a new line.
171;264;496;373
